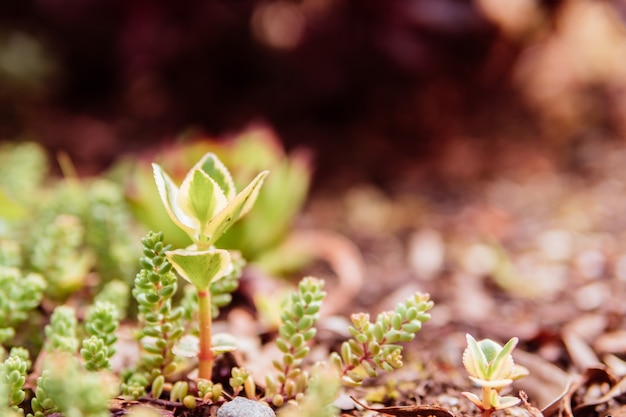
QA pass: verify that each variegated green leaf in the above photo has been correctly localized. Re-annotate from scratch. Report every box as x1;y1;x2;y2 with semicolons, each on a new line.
468;376;513;389
487;337;517;380
463;334;490;380
461;391;483;409
494;395;521;410
152;163;197;237
196;153;236;201
178;168;227;231
166;248;231;291
203;170;269;245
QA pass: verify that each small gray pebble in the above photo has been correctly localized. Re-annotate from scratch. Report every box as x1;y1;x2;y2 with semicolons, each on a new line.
217;397;276;417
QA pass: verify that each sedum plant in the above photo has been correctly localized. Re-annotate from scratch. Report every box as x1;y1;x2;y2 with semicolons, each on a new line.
265;280;433;407
152;152;268;380
1;347;30;415
30;214;92;299
94;279;130;319
44;305;79;354
131;231;184;382
28;307;80;417
0;142;139;303
37;354;118;417
80;301;119;371
30;370;60;417
265;277;326;406
330;292;433;386
0;265;45;349
461;334;529;417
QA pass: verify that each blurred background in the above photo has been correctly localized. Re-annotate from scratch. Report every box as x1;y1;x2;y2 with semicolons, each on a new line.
0;0;625;188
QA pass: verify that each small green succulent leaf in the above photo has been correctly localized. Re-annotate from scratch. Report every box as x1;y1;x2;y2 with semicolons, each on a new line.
178;168;227;230
166;248;231;291
494;395;522;410
478;339;501;363
487;337;517;380
152;163;197;237
510;363;530;380
463;334;490;380
468;376;513;389
203;170;269;245
461;391;483;409
196;153;237;201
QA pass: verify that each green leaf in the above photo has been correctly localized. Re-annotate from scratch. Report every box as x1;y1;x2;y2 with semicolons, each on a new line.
476;339;498;363
196;153;236;201
166;248;231;291
0;188;25;219
152;163;197;237
463;334;490;380
494;395;522;410
178;168;227;230
203;170;269;246
487;337;517;380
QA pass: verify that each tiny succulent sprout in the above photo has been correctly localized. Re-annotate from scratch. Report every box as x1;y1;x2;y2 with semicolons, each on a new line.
461;334;529;417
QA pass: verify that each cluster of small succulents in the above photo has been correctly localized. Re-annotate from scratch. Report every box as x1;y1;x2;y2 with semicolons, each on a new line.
0;143;531;417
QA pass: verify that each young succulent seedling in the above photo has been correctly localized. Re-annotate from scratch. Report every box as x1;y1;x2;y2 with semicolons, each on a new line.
152;152;268;380
461;334;529;417
330;292;433;386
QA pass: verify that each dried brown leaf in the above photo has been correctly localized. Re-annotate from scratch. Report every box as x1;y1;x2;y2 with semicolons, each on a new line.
350;396;456;417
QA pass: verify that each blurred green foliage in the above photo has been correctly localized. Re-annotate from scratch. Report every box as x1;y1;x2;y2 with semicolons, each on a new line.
0;142;139;301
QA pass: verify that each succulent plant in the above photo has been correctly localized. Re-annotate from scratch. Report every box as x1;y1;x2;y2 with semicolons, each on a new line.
153;152;268;380
461;334;529;417
265;277;326;406
330;292;433;386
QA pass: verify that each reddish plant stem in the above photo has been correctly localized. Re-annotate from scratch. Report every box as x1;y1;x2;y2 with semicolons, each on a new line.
481;387;493;417
197;288;214;380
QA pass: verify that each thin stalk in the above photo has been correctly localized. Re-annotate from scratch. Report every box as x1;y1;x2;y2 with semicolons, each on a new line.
197;288;214;380
481;387;493;417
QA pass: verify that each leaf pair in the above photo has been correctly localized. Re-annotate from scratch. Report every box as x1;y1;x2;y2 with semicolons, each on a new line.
153;152;268;247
